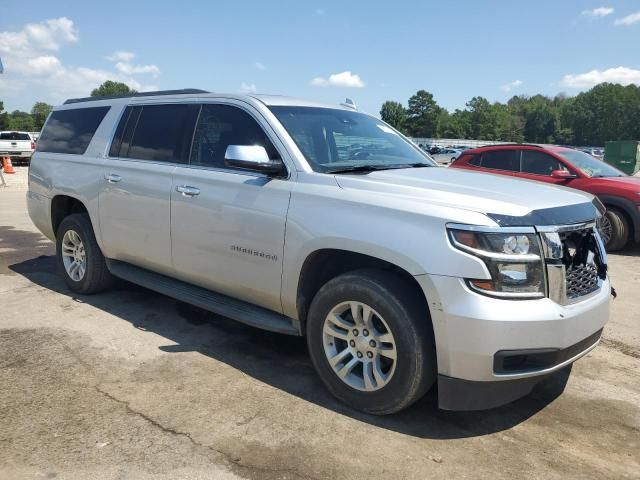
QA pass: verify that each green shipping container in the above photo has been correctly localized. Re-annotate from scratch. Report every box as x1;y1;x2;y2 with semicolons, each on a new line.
604;141;640;175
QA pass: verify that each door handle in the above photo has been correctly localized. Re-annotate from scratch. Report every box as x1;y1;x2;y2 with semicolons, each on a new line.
104;173;122;183
176;185;200;197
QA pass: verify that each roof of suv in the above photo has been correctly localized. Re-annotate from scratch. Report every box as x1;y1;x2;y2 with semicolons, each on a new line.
62;89;353;111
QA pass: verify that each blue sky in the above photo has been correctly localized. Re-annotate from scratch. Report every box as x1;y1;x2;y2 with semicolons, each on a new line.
1;0;639;116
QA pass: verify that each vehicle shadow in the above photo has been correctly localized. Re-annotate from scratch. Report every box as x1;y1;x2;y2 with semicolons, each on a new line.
10;251;572;440
612;242;640;257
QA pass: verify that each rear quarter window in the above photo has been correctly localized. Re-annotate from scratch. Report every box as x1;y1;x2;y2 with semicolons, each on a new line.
37;106;110;154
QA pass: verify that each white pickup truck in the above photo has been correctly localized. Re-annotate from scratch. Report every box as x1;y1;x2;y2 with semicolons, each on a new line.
0;131;35;164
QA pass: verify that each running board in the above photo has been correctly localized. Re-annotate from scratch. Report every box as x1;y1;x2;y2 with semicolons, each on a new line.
106;259;300;336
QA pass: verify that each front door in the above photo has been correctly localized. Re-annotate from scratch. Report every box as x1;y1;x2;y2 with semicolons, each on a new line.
170;103;291;312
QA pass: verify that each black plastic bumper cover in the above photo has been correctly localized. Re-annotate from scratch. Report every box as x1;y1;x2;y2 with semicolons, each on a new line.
437;374;547;411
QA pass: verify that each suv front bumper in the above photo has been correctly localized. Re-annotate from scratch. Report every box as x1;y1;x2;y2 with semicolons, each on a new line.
416;273;610;410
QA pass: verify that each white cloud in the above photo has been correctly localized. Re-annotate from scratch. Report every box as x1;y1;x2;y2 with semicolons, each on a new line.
501;79;523;92
614;11;640;26
114;61;160;76
581;7;614;17
105;51;136;62
0;17;78;57
239;82;257;93
0;18;161;110
560;66;640;88
255;61;266;70
311;71;365;88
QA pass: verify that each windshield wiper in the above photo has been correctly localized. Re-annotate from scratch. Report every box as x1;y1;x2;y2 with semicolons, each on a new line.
325;165;401;174
326;163;433;174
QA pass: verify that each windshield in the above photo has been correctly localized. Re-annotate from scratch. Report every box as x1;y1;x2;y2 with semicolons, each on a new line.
269;106;435;172
555;150;625;178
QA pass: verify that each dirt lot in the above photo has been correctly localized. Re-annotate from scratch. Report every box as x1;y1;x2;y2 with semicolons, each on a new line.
1;167;639;479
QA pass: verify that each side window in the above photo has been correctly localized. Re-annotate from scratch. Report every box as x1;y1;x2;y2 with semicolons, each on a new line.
189;104;280;169
467;154;481;166
37;106;110;154
480;150;519;171
113;104;199;163
521;150;565;176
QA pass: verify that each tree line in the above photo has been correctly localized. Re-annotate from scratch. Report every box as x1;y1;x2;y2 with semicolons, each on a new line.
380;82;640;146
0;81;136;133
0;101;53;132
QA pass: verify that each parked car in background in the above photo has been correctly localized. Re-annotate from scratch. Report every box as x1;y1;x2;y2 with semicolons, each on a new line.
450;144;640;250
581;148;604;160
27;90;609;414
430;148;462;165
0;131;35;165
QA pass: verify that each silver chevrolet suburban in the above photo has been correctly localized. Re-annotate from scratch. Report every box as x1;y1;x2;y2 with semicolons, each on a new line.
27;89;610;414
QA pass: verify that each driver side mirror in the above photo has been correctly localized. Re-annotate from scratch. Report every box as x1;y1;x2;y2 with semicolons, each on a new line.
550;169;576;180
224;145;285;176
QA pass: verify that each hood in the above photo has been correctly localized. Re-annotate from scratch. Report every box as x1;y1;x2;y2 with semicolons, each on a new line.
334;167;599;225
588;175;640;192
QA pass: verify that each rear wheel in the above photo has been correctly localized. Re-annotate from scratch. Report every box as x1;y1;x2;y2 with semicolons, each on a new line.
56;213;113;294
600;208;629;251
306;270;436;415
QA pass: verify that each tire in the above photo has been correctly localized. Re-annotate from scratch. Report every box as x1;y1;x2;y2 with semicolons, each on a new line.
601;208;629;251
56;213;114;294
306;269;436;415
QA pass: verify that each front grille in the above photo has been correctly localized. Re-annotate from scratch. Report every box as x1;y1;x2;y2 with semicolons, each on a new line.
557;227;605;301
566;262;599;299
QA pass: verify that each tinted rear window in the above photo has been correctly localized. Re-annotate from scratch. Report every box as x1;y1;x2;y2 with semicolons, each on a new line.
113;104;199;163
37;107;110;155
0;132;31;141
480;150;519;171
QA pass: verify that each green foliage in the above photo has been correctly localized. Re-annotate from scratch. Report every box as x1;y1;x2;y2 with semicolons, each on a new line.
383;83;640;146
0;101;8;130
380;101;407;132
7;110;35;131
406;90;442;137
30;102;53;130
91;80;136;97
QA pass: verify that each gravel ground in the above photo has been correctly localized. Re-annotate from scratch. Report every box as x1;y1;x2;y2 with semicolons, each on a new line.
0;180;639;480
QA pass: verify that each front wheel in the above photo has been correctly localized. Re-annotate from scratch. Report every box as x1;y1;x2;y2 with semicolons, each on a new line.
600;208;629;251
306;270;436;415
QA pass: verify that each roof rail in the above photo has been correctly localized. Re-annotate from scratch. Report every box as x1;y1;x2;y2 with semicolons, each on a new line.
63;88;210;105
478;143;543;148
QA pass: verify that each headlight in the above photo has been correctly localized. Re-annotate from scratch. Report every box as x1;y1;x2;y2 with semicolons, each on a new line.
448;227;546;299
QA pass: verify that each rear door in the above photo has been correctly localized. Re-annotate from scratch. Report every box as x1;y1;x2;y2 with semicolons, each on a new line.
475;149;520;177
170;102;292;312
98;103;199;275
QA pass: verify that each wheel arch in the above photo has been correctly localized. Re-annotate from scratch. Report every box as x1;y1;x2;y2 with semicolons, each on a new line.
51;195;89;236
295;248;432;335
598;194;640;242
